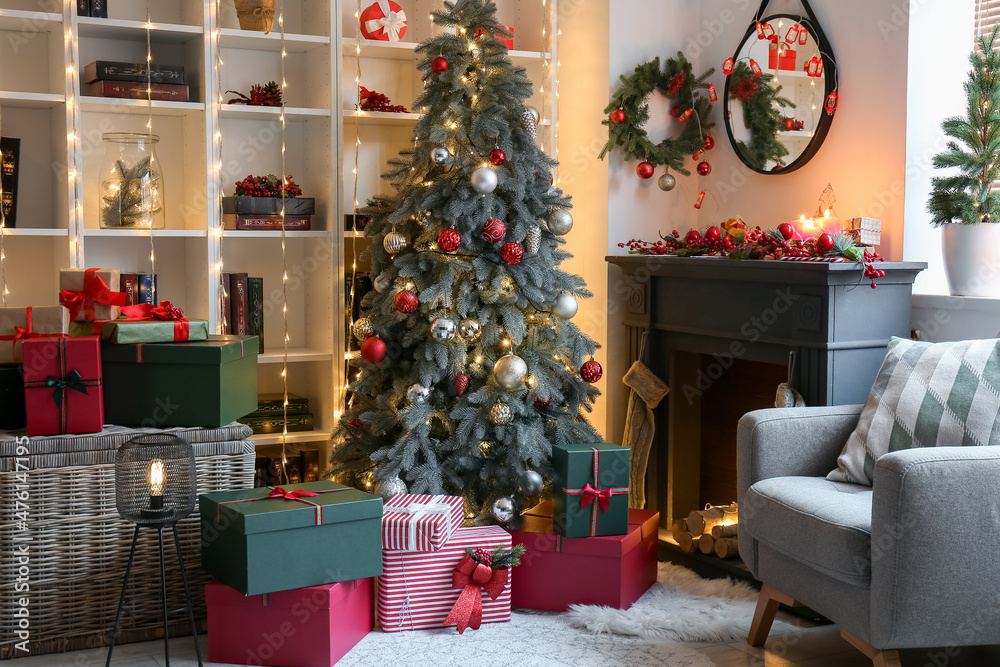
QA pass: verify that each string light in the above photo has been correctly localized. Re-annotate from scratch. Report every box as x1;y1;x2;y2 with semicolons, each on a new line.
279;5;290;465
215;0;228;335
145;0;156;301
66;17;82;270
0;101;6;305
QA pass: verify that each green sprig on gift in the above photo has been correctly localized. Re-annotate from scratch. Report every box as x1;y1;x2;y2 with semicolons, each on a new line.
467;544;526;569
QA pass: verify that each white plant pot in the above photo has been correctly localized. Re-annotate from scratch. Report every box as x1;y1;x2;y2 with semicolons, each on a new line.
942;223;1000;297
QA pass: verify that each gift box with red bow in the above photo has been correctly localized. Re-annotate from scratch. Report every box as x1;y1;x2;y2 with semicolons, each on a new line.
360;0;407;42
206;578;373;667
378;526;512;633
58;268;125;322
508;501;659;611
99;302;209;344
199;480;383;596
382;493;465;552
0;305;70;364
22;335;104;436
552;443;630;538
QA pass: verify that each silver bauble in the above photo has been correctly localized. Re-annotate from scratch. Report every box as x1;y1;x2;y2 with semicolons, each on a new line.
658;173;677;191
492;496;516;524
523;470;544;497
493;354;528;390
547;209;574;236
525;106;540;125
553;292;579;320
459;318;481;342
432;146;450;164
471;167;498;194
407;383;431;404
430;316;457;341
521;110;538;141
373;274;393;293
524;225;541;253
374;476;408;501
352;317;374;342
383;230;407;255
489;401;513;425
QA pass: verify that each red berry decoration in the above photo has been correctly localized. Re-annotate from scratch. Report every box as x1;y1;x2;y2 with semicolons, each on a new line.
705;226;721;242
670;107;681;118
636;161;655;179
394;290;418;314
580;359;603;383
489;149;506;165
816;233;835;254
685;229;702;244
431;57;449;73
360;336;386;363
500;242;524;265
704;136;715;150
777;223;795;241
611;109;627;124
482;218;506;243
473;547;493;565
437;229;461;252
455;374;469;396
534;396;551;408
697;161;712;176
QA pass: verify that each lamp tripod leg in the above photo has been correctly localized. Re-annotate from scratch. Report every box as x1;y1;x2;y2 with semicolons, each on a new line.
172;524;204;666
158;527;170;666
106;525;141;667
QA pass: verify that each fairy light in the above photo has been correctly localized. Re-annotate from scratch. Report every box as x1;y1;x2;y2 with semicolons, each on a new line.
0;101;6;305
279;5;290;467
145;0;156;301
215;0;228;334
66;18;82;270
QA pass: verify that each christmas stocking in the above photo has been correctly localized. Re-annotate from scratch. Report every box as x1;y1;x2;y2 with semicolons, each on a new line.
622;361;669;509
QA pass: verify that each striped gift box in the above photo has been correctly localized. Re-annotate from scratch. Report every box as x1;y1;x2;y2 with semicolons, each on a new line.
382;493;465;551
378;526;512;632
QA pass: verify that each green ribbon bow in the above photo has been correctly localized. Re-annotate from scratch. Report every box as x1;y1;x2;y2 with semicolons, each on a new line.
44;369;89;409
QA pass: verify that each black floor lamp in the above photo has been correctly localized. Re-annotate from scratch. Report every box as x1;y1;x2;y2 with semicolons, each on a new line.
107;434;202;667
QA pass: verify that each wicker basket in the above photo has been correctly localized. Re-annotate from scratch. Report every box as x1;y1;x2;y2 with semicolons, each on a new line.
234;0;275;33
0;424;255;659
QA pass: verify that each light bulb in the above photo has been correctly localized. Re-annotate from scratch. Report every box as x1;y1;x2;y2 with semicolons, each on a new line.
148;459;166;510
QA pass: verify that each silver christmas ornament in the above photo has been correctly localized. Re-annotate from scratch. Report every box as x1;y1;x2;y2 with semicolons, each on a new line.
524;225;541;253
553;292;579;320
523;470;544;497
374;476;408;501
658;173;677;191
407;384;431;404
547;209;574;236
471;167;498;194
492;496;516;524
459;318;481;342
383;230;407;254
489;401;513;425
432;146;450;164
525;106;541;125
352;317;374;342
521;110;538;141
493;354;528;390
430;316;457;341
373;274;393;293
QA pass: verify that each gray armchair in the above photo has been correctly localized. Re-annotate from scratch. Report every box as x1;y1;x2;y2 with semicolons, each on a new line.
737;405;1000;667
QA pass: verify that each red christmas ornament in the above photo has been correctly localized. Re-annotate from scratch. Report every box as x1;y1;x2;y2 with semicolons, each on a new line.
482;218;507;243
670;107;681;118
500;242;524;265
777;223;795;241
697;161;712;176
580;359;603;383
692;150;704;161
394;290;418;313
723;57;734;75
666;71;686;95
533;396;551;408
705;226;721;242
825;90;839;115
360;336;387;363
708;83;718;102
349;417;364;431
785;117;795;131
611;109;627;124
636;161;655;179
816;233;835;254
685;229;702;243
489;148;506;165
437;229;461;252
694;191;706;209
678;109;693;123
732;77;760;101
704;136;715;150
431;56;449;73
455;374;469;396
749;59;762;76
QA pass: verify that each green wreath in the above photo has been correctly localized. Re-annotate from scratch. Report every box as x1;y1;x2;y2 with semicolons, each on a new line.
599;53;715;176
728;61;794;171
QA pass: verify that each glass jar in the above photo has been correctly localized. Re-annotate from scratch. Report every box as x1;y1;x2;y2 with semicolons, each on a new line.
99;132;164;229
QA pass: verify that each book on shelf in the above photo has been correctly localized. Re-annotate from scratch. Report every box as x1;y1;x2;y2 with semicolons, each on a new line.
221;273;231;334
254;444;303;486
241;413;315;435
138;273;157;305
0;137;19;228
120;273;138;305
89;0;107;18
229;273;249;336
76;0;90;16
300;447;320;482
85;81;190;102
222;214;312;231
247;276;264;354
84;60;185;85
246;393;310;418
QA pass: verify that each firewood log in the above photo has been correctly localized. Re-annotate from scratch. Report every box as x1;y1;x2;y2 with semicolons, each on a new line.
687;503;738;536
698;533;715;555
711;523;739;539
714;536;740;559
671;519;690;542
676;531;697;553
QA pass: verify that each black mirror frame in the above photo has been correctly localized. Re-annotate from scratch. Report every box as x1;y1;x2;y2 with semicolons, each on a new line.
723;0;838;175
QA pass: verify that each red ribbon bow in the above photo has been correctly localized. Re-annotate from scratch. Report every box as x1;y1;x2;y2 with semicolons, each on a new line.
0;307;65;358
562;448;630;536
215;485;350;526
443;554;509;634
580;483;612;512
267;487;319;501
117;302;191;340
59;269;127;320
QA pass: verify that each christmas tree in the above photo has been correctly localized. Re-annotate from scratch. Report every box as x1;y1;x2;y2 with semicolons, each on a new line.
330;0;603;523
929;23;1000;225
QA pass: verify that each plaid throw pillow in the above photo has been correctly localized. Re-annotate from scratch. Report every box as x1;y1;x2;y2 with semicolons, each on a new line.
828;336;1000;485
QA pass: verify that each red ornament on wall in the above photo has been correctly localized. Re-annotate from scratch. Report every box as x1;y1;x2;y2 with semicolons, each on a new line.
708;83;718;102
825;90;839;115
694;191;706;209
394;290;419;313
704;136;715;150
678;109;693;123
500;242;524;265
489;148;506;165
636;161;655;179
580;359;603;383
482;218;507;243
360;336;387;363
437;229;461;252
750;59;762;76
431;57;449;73
611;109;627;124
697;161;712;176
723;57;734;75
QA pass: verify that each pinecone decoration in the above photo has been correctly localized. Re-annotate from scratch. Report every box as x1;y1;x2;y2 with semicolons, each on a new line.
474;547;493;566
524;224;541;253
521;109;537;141
260;80;282;106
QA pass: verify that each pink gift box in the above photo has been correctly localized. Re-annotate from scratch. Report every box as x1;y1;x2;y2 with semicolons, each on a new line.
381;493;464;551
378;525;511;632
206;578;373;667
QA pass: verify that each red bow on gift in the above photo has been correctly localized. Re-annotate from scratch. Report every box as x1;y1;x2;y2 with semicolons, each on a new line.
121;301;185;321
59;269;127;321
580;483;612;512
443;554;509;634
267;487;319;501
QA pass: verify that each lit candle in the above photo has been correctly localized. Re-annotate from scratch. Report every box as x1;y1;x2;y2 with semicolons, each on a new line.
148;459;166;509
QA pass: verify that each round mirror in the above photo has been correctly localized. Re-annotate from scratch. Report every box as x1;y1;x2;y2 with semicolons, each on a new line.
723;14;837;174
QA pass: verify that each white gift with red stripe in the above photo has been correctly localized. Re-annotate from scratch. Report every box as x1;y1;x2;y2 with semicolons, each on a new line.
378;525;512;632
381;493;465;552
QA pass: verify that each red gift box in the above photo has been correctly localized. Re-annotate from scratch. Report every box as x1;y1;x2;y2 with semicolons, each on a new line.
360;0;407;42
378;525;511;632
382;493;465;551
22;336;104;435
507;501;658;612
207;578;373;667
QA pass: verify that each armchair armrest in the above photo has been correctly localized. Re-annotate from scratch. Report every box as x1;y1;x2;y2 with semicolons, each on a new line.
870;446;1000;649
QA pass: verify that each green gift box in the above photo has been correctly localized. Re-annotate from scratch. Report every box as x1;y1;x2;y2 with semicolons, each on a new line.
0;364;26;430
199;480;383;595
552;443;631;538
101;335;257;428
100;318;210;344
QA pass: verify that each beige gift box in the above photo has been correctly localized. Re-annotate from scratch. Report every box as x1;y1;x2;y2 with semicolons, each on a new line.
58;268;123;322
0;305;70;364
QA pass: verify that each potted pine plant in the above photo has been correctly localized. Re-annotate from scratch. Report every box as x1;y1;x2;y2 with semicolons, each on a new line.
928;23;1000;296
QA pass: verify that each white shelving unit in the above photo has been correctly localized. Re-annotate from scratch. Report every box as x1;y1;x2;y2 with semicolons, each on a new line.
0;0;557;462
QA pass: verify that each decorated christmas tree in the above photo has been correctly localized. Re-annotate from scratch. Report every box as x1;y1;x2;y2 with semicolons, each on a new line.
330;0;603;523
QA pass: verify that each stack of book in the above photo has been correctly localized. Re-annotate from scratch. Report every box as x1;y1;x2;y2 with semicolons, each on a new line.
221;273;264;353
239;392;313;435
120;273;157;306
84;60;189;102
253;443;321;486
0;137;18;228
77;0;108;17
